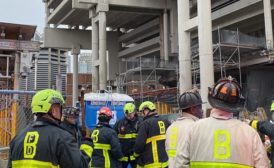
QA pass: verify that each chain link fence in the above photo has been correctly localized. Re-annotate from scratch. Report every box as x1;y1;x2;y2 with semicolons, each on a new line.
0;90;35;159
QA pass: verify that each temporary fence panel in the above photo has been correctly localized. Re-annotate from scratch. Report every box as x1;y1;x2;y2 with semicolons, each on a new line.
0;90;35;148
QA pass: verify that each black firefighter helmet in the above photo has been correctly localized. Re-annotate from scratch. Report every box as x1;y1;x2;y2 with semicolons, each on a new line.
208;76;245;114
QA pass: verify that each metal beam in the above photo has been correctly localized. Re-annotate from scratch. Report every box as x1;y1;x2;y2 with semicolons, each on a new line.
212;6;264;30
43;28;91;49
0;39;40;51
0;54;12;57
124;29;159;46
56;9;76;27
43;28;118;50
127;47;160;59
47;0;70;23
241;57;270;67
119;18;159;42
184;17;198;32
212;0;261;20
118;37;160;57
78;0;171;9
186;0;262;32
72;0;93;9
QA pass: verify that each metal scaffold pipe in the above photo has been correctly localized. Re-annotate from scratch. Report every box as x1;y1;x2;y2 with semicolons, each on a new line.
72;53;79;106
0;90;36;94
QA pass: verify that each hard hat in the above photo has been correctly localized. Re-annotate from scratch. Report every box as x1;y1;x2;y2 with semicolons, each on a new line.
271;102;274;112
179;91;204;109
208;76;245;114
124;103;135;114
99;107;113;118
139;101;156;112
31;89;65;114
62;107;80;117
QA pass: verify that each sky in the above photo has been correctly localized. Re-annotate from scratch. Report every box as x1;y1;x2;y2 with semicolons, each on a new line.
0;0;45;33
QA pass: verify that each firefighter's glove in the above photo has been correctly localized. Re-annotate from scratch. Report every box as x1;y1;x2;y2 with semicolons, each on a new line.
249;120;258;130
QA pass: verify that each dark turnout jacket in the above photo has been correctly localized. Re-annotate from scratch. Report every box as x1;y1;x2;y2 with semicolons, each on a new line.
255;120;274;168
91;122;123;168
60;119;82;147
134;113;170;167
114;116;142;162
8;117;91;168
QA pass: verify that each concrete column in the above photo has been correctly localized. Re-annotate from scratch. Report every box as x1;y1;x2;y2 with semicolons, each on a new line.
198;0;214;109
163;9;169;61
169;0;178;54
72;46;80;106
99;11;107;90
90;9;99;92
263;0;274;50
178;0;192;93
44;2;49;28
160;15;165;60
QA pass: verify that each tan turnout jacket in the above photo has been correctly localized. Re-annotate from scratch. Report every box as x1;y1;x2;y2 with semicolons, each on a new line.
165;113;198;168
174;108;269;168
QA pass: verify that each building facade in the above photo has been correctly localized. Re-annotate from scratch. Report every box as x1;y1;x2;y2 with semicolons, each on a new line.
43;0;274;113
78;53;92;73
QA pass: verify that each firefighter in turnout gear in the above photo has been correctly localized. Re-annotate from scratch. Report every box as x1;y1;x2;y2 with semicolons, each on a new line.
134;101;170;168
114;103;142;168
166;90;203;167
61;106;82;147
175;76;269;168
7;89;92;168
90;107;124;168
249;101;274;168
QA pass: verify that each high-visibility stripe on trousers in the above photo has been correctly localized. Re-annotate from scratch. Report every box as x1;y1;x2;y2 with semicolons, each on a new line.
12;160;59;168
143;134;166;167
137;161;168;168
94;143;111;168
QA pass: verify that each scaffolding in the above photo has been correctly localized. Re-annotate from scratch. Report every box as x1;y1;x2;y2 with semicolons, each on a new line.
0;54;13;90
117;56;179;113
192;28;266;86
117;29;266;114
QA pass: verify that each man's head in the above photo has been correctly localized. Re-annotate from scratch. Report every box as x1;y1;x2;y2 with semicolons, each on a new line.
31;89;65;122
62;107;80;125
124;103;136;120
139;101;156;117
178;91;204;118
208;76;245;114
98;107;113;123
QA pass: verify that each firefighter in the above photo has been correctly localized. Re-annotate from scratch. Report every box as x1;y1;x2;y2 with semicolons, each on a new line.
174;76;269;168
165;91;203;167
114;103;142;168
61;106;82;147
7;89;92;168
249;101;274;167
134;101;170;168
270;102;274;124
90;106;123;168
